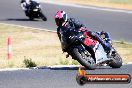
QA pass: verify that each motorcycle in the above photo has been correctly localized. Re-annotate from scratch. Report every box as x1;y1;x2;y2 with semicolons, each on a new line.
59;28;122;70
25;1;47;21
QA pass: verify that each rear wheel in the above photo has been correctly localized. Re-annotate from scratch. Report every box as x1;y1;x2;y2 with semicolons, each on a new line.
109;48;122;68
72;47;96;70
29;17;34;20
27;11;34;20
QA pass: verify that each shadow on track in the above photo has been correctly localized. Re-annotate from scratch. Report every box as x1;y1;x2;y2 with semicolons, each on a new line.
5;18;39;21
30;66;114;70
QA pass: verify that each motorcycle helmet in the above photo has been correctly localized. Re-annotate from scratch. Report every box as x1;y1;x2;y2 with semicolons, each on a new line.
55;11;68;26
100;31;105;35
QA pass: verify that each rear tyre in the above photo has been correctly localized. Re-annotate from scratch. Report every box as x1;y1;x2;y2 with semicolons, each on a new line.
29;18;34;20
72;47;96;70
29;16;34;20
109;49;122;68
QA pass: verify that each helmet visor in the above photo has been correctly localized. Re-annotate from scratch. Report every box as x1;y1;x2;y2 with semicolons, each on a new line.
55;18;60;26
55;18;64;26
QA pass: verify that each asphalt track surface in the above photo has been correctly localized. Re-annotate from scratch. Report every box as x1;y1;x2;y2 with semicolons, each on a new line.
0;65;132;88
0;0;132;42
0;0;132;88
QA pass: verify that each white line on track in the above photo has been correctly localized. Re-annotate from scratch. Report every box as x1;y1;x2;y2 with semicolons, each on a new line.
0;23;56;33
41;0;132;14
0;63;131;71
0;68;30;71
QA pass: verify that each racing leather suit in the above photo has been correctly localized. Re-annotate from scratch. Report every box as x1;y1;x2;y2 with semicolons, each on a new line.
57;18;111;53
20;0;40;16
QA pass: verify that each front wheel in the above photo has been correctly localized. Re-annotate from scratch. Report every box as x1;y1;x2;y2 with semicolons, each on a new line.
39;11;47;21
109;48;122;68
72;47;96;70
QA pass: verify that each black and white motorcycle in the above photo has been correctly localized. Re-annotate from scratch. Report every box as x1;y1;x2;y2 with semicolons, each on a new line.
59;29;122;70
21;0;47;21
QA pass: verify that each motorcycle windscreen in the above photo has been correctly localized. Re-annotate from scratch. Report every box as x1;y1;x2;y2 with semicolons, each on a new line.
95;44;108;64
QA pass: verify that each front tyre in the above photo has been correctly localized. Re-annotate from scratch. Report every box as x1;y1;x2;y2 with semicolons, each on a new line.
72;47;96;70
39;11;47;21
109;49;122;68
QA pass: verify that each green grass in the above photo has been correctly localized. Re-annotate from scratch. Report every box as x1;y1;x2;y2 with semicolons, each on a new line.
23;58;37;67
59;59;69;65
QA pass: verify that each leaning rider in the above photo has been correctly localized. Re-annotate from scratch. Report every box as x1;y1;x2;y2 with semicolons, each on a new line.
20;0;39;16
54;10;112;54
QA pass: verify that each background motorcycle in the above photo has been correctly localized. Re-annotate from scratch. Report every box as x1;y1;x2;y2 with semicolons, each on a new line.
26;1;47;21
60;28;122;70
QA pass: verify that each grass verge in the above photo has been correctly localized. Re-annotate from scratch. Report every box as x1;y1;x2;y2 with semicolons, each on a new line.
0;23;131;68
42;0;132;10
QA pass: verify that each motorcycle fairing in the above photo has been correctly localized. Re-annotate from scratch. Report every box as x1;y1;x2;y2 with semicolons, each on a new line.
95;44;109;64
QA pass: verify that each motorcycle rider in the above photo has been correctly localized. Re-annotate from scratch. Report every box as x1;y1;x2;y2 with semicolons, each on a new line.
55;10;112;54
96;31;112;44
20;0;40;16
